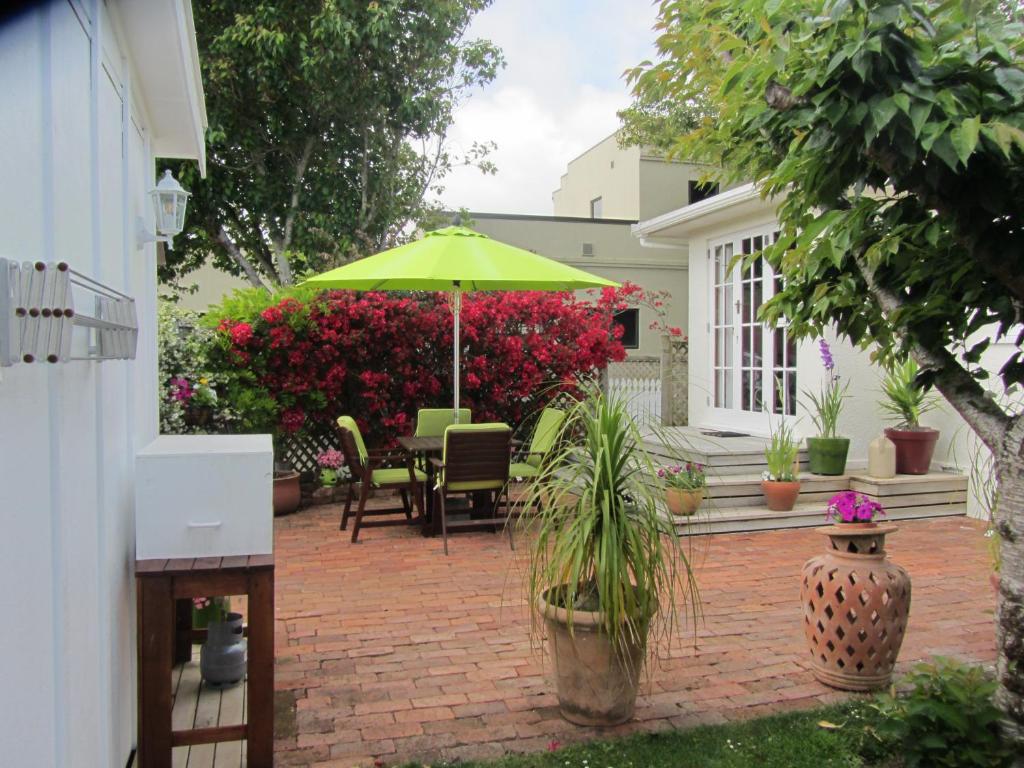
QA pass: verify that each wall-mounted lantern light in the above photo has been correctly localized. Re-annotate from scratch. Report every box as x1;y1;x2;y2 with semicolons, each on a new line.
138;170;190;250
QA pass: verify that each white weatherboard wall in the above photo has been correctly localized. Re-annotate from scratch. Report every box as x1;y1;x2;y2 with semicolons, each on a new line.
0;2;205;766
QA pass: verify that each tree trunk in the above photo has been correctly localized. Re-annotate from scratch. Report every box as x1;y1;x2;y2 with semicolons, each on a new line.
995;419;1024;758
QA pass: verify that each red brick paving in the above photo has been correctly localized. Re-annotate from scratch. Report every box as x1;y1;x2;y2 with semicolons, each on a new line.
272;503;996;767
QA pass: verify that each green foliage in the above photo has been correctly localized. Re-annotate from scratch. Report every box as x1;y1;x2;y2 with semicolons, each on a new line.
396;702;894;767
520;384;699;660
764;419;799;481
157;302;237;434
879;359;939;428
872;658;1012;767
627;0;1024;395
162;0;503;289
617;90;715;153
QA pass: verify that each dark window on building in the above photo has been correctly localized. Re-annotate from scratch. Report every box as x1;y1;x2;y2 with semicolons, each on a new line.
613;308;639;349
688;180;720;205
590;196;603;218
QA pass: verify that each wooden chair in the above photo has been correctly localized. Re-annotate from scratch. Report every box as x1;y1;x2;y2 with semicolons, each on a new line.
412;408;472;472
508;407;566;516
336;415;426;543
430;423;513;556
414;407;472;436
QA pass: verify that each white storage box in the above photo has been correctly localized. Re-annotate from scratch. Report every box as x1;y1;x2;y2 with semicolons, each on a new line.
135;435;273;560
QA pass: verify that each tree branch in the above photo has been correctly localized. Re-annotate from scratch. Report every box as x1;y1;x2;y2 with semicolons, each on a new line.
276;135;317;286
216;226;270;293
852;249;1010;451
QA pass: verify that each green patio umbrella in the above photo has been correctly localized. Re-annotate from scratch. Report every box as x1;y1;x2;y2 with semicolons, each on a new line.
302;226;618;421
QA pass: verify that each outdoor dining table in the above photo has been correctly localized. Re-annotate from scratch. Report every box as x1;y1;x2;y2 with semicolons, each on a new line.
397;435;444;535
397;433;521;537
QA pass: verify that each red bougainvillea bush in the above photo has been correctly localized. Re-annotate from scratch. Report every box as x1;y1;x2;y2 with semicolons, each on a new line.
208;288;630;447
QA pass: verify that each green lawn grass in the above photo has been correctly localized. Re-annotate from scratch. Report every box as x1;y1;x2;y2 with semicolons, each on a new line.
399;703;897;768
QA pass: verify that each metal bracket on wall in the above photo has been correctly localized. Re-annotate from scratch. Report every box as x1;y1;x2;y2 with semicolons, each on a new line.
0;258;138;366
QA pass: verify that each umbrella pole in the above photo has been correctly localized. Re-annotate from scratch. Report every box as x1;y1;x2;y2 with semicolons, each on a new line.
452;287;461;423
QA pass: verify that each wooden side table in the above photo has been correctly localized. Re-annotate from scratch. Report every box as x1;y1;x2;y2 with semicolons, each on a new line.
136;555;274;768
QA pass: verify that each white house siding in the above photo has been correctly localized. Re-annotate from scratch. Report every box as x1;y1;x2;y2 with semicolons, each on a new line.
0;2;192;765
674;200;1008;521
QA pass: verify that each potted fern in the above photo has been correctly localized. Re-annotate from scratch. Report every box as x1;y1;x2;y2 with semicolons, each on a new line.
761;420;801;511
804;340;851;475
521;384;699;726
880;360;940;474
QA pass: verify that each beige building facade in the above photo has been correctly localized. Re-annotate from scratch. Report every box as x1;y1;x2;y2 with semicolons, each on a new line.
552;132;734;221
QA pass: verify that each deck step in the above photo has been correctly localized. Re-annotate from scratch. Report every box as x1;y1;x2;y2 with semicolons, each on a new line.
671;499;967;536
669;471;968;535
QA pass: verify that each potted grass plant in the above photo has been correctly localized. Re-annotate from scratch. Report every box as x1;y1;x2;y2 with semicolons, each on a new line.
880;360;940;474
520;384;699;726
761;420;801;511
804;340;851;475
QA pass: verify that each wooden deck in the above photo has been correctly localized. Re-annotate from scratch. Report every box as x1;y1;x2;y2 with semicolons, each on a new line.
171;646;247;768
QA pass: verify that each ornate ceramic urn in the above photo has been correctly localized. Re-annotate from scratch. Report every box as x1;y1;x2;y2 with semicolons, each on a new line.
800;523;911;691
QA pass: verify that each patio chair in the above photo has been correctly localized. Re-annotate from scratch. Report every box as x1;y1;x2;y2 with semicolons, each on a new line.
509;407;566;481
414;407;473;436
430;423;512;556
413;408;472;473
336;415;426;543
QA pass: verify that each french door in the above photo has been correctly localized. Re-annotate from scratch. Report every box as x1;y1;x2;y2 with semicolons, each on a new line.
709;229;796;432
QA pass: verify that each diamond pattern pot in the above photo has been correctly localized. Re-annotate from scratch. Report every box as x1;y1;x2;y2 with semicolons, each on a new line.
800;523;911;691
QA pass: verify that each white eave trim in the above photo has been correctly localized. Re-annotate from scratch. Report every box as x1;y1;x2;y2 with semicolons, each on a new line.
632;183;762;240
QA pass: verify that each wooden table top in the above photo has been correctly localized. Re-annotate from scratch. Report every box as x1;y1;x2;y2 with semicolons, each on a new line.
397;435;522;453
397;435;443;453
136;554;274;577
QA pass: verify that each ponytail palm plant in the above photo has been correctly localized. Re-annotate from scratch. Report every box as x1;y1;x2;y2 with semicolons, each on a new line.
520;383;700;659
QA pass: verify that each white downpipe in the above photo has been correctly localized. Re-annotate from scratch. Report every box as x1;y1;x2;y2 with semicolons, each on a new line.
452;285;462;423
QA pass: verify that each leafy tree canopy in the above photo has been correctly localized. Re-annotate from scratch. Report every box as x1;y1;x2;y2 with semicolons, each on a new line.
629;0;1024;741
162;0;502;290
629;0;1024;448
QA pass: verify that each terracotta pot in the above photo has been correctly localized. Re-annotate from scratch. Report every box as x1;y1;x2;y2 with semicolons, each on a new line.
883;427;939;475
990;572;1000;595
539;594;646;726
273;470;301;516
666;487;704;516
800;523;912;691
806;437;850;476
760;480;801;511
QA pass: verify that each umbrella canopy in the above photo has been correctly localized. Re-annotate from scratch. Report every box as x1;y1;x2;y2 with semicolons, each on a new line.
304;226;619;291
302;226;619;420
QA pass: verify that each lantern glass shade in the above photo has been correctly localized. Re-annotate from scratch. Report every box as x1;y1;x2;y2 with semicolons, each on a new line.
150;170;190;238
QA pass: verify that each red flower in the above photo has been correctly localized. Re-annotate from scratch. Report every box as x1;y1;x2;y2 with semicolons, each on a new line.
229;322;254;346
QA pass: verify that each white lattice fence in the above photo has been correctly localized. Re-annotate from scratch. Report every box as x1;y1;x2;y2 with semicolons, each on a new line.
606;357;662;425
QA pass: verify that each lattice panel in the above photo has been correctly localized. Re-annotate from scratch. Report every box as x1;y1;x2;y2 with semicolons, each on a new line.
800;533;911;692
282;427;341;475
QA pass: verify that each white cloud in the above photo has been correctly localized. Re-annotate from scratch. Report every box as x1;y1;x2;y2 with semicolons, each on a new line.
434;0;660;215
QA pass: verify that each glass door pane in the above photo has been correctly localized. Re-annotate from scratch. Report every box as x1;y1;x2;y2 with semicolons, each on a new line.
712;243;734;409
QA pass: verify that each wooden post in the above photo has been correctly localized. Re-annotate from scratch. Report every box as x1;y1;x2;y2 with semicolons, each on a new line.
660;333;673;427
137;576;173;768
247;562;275;767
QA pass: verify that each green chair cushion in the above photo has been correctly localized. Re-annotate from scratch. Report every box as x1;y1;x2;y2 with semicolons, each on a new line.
415;408;472;437
509;461;539;479
371;467;426;487
336;415;368;464
526;408;565;467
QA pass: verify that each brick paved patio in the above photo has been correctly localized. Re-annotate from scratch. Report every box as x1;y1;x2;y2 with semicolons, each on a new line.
272;504;996;767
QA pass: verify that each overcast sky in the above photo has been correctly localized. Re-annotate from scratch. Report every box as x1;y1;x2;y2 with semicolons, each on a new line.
435;0;661;216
